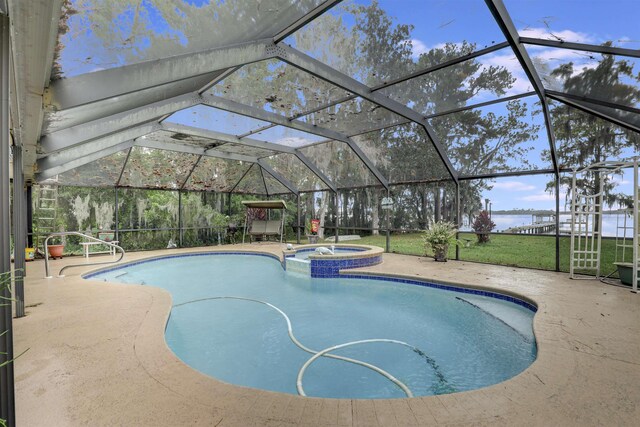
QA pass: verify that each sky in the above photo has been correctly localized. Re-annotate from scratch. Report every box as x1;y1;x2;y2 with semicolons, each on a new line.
58;0;640;210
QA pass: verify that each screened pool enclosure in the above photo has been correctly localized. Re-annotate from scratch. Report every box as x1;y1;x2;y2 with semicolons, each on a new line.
2;1;640;419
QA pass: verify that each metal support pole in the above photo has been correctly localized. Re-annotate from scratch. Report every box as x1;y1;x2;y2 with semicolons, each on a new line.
227;192;232;217
178;191;183;247
296;194;301;244
12;145;25;318
634;159;638;293
26;185;33;248
334;191;339;244
114;188;119;242
0;12;15;425
385;188;390;253
455;182;460;261
555;175;560;272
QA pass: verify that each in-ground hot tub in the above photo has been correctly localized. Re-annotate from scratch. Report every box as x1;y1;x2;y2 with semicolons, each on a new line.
283;244;383;277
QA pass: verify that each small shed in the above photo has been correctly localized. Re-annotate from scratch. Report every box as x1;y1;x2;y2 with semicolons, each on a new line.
241;200;288;244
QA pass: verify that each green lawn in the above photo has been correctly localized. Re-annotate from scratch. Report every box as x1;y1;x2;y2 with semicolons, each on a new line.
357;232;620;275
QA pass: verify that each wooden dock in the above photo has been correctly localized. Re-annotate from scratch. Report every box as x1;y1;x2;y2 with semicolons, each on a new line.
505;221;557;234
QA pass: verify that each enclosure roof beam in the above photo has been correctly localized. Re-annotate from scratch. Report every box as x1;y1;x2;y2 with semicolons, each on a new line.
546;90;640;115
273;0;344;43
294;151;338;193
160;122;297;154
199;93;389;190
369;41;511;92
547;92;640;134
36;140;135;181
458;168;562;181
274;42;511;126
37;122;160;171
520;37;640;59
200;93;353;142
424;91;537;119
484;0;559;177
40;93;198;155
47;71;224;133
257;160;299;195
45;38;277;110
136;138;260;163
275;42;458;184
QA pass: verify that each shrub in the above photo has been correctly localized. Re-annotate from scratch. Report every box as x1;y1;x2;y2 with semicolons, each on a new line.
423;221;460;261
472;210;496;243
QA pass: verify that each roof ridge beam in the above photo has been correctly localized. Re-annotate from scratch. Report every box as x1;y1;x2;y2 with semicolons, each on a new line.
520;37;640;59
136;138;259;163
36;140;134;181
200;93;389;189
275;42;458;183
161;122;296;154
273;0;344;43
547;92;640;134
485;0;559;177
370;42;510;91
46;38;278;110
40;93;199;154
546;90;640;115
37;122;160;170
47;71;222;133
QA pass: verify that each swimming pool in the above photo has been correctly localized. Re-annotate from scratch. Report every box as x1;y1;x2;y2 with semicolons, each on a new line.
86;252;537;399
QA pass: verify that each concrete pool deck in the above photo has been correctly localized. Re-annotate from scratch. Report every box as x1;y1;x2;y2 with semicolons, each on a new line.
12;243;640;426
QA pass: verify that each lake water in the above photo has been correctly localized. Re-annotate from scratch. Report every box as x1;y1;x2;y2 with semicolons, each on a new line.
460;213;628;237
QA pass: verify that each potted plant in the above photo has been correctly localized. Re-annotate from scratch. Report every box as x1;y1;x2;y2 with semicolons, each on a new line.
47;237;65;259
423;221;459;262
472;210;496;243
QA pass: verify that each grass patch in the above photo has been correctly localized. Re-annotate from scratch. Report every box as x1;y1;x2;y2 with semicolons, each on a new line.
357;232;620;274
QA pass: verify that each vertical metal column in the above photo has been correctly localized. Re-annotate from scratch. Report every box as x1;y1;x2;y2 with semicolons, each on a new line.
296;194;301;244
26;185;33;248
634;159;638;293
12;145;25;318
333;191;339;244
455;182;460;261
227;192;232;217
385;188;390;253
569;170;577;279
0;12;15;426
114;187;119;242
178;191;183;247
555;174;560;272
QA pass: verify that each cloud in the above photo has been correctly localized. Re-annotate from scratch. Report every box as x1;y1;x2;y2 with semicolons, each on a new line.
492;181;536;191
409;39;430;59
518;193;555;202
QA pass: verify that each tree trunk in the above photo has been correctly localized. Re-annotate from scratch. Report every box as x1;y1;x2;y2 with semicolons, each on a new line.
317;192;329;239
368;189;380;235
434;188;441;223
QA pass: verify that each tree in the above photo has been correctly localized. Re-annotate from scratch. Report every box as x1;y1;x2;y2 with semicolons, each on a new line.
546;51;640;208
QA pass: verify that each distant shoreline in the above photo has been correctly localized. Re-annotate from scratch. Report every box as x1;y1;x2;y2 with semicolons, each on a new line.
491;210;627;215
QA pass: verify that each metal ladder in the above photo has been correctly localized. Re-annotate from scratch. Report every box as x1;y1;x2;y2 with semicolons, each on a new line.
44;232;125;279
35;181;60;252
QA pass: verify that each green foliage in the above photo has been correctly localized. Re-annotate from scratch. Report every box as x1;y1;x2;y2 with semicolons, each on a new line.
546;51;640;207
422;221;460;259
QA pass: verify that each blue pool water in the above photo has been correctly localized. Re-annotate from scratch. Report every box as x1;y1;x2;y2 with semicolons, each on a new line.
87;253;537;399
